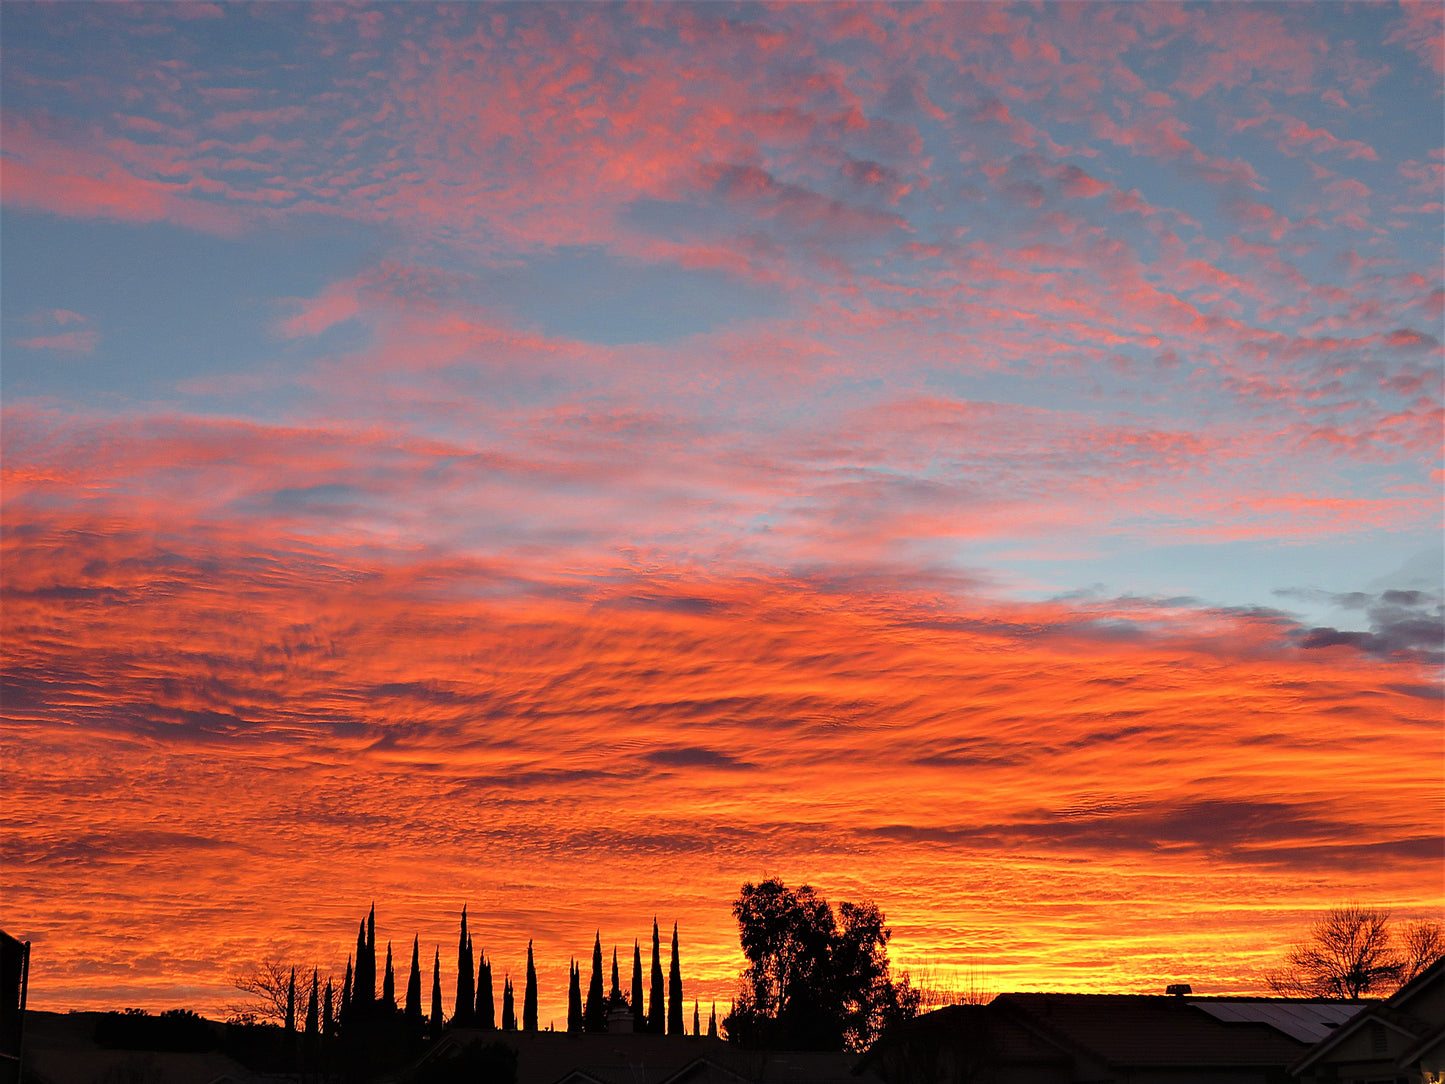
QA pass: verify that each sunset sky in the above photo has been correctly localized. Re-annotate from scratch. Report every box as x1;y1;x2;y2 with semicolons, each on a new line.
2;1;1441;1031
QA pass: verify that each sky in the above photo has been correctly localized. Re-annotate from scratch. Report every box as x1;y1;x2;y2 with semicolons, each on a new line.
1;0;1442;1031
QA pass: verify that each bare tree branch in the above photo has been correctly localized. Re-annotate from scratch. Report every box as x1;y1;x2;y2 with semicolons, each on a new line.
228;959;320;1025
1399;920;1445;983
1266;905;1401;999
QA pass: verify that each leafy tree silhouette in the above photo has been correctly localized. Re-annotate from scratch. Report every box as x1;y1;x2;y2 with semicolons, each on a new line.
724;879;918;1051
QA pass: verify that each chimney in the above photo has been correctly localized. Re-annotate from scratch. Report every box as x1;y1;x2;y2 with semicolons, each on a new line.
1165;984;1192;996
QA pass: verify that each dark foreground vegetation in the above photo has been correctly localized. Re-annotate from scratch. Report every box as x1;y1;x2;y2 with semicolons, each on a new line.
47;895;1444;1084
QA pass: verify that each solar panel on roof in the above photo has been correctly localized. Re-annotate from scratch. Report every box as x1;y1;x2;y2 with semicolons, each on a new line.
1188;1000;1365;1043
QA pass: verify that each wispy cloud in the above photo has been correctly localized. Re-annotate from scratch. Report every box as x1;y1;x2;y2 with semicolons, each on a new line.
2;0;1439;1022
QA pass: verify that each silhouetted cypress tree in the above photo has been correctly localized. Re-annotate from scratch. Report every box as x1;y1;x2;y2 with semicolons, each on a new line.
405;936;423;1028
429;948;444;1038
566;961;582;1033
324;978;335;1039
367;901;378;1000
304;970;319;1041
341;957;352;1031
361;905;377;1008
286;967;297;1033
668;924;683;1037
382;941;396;1011
523;941;538;1032
454;908;474;1027
609;947;622;1008
693;1001;699;1037
476;955;495;1030
501;977;515;1031
648;918;664;1034
707;1003;717;1038
631;941;645;1033
584;931;605;1031
354;919;373;1014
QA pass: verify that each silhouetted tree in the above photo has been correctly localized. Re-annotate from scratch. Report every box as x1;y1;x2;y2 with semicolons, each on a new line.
229;958;314;1025
668;924;684;1036
341;957;353;1030
609;947;623;1009
693;1001;699;1037
324;978;335;1039
354;919;373;1015
477;955;495;1030
382;942;396;1011
1267;905;1445;998
707;1003;717;1038
95;1009;215;1052
405;937;424;1030
724;879;917;1051
501;977;515;1031
523;942;538;1032
631;942;646;1032
430;948;444;1038
584;932;606;1031
648;919;665;1034
454;909;475;1027
1403;920;1445;982
355;906;376;1011
305;969;320;1040
567;961;582;1034
285;968;297;1034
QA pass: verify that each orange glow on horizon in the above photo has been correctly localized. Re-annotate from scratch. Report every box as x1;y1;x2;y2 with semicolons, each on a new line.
3;506;1437;1026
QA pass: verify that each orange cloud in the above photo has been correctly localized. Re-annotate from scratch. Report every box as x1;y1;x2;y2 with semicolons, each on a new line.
2;500;1437;1022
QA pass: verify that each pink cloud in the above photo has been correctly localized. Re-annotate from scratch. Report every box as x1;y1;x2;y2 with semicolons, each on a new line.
0;119;244;234
1386;0;1445;75
1057;164;1110;199
34;309;90;327
1173;7;1323;98
1271;114;1380;161
13;331;100;355
277;282;364;339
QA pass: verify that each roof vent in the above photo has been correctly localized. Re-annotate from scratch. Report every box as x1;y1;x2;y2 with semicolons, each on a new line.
1165;984;1192;996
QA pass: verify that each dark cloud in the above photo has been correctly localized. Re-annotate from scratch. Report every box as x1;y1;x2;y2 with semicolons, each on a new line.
270;483;363;507
644;745;755;771
608;595;729;615
863;798;1372;867
1293;586;1444;662
7;830;240;869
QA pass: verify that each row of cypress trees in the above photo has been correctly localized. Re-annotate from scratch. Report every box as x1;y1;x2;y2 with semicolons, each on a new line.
277;904;434;1041
290;906;716;1040
562;920;716;1037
